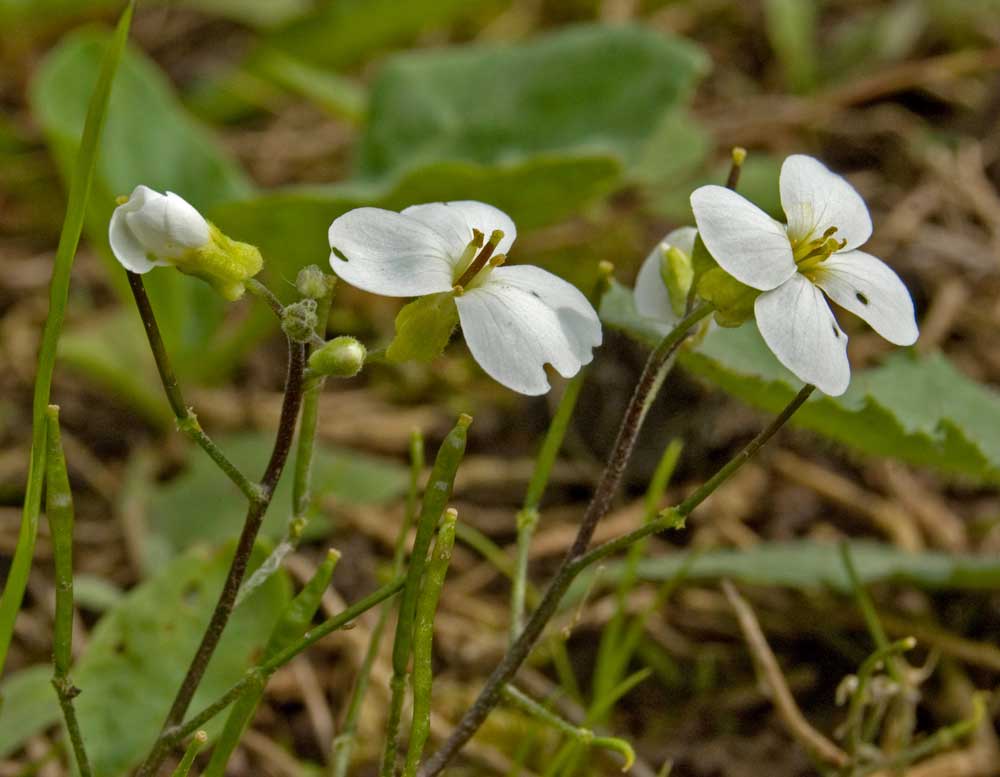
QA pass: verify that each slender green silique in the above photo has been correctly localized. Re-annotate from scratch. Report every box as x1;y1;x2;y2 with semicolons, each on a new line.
381;416;471;777
204;549;340;777
511;266;614;642
45;407;92;777
331;430;424;777
165;575;406;747
403;510;458;777
0;0;136;680
502;685;635;772
170;731;206;777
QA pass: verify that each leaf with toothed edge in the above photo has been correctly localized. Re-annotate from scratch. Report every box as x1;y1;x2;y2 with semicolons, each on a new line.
601;281;1000;482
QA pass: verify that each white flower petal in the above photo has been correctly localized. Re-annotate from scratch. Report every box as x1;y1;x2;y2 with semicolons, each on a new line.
634;226;697;324
123;189;209;259
328;207;458;297
755;273;851;396
455;265;601;395
403;201;517;258
780;154;872;250
109;186;176;272
812;249;918;346
690;185;796;291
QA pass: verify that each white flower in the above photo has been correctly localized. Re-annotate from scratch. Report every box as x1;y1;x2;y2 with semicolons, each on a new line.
691;154;918;396
328;201;602;395
109;185;262;300
634;226;698;326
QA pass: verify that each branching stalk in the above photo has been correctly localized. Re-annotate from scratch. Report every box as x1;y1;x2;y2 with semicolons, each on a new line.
416;305;714;777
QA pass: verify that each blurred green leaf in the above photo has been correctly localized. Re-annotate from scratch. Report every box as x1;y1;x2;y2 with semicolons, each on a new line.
31;28;253;372
73;574;125;613
360;24;707;179
567;541;1000;605
72;543;290;776
603;287;1000;481
266;0;501;69
58;310;170;428
633;541;1000;592
211;154;622;280
0;0;307;28
0;545;289;772
0;665;58;759
763;0;819;93
149;433;408;556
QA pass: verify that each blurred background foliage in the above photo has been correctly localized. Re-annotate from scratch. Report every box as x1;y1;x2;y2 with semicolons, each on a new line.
2;0;1000;775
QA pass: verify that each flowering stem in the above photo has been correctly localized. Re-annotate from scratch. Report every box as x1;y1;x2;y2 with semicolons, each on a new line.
137;332;306;777
416;303;713;777
127;272;262;504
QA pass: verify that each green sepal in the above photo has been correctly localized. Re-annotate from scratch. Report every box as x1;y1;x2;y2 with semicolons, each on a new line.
386;292;459;364
690;232;717;279
173;223;263;301
697;267;759;328
659;245;694;317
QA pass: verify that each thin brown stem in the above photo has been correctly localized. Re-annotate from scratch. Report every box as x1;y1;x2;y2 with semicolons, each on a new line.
136;335;306;777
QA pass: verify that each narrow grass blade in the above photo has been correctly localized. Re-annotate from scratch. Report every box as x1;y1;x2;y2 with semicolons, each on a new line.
0;0;136;679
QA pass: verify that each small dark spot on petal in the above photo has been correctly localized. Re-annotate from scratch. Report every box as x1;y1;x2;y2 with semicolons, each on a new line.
331;246;349;262
856;291;869;305
529;290;540;299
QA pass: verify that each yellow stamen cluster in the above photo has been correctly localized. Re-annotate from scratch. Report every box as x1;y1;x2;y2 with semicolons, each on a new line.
791;226;846;275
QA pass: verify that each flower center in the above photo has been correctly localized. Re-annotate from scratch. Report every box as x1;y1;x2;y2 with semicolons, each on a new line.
790;226;846;275
453;229;505;293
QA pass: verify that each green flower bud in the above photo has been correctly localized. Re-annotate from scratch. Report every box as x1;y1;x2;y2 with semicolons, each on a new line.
309;336;366;378
282;299;318;343
296;265;331;299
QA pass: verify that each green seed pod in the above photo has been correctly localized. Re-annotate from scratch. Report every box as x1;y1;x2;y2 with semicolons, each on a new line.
309;336;366;378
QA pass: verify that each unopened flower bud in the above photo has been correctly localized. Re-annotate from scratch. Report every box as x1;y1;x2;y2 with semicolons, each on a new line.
282;299;318;343
109;185;262;301
296;265;330;299
309;336;366;378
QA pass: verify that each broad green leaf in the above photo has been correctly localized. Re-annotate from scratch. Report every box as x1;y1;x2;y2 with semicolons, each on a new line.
386;293;459;364
266;0;500;69
0;0;307;27
149;433;408;556
360;24;707;179
0;666;59;759
31;29;253;370
72;544;290;776
0;545;290;773
684;325;1000;481
603;288;1000;481
567;541;1000;605
211;154;622;280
